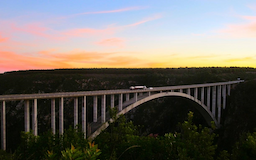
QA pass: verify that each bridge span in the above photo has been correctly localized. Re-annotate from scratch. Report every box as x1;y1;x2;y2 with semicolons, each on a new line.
0;80;244;150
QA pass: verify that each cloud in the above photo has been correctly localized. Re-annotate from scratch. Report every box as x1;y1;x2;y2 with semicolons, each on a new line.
61;27;115;37
65;6;147;18
0;35;8;42
217;10;256;38
127;14;162;27
95;38;124;47
225;56;255;62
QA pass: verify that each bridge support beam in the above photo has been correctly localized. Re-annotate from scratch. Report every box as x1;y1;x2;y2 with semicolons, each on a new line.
1;101;6;150
82;96;86;138
51;99;55;134
93;96;97;122
101;95;106;123
207;87;211;110
32;99;37;136
194;88;198;99
222;85;226;109
187;88;190;95
119;94;123;111
59;97;64;135
111;95;114;108
212;86;216;117
74;98;78;128
24;100;30;133
217;86;221;123
227;84;231;96
201;87;204;105
135;93;137;102
126;94;129;101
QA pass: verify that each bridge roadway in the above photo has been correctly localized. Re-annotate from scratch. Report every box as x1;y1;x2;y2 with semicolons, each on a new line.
0;80;242;100
0;79;244;150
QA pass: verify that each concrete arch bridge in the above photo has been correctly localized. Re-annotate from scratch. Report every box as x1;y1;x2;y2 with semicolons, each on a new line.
0;80;244;150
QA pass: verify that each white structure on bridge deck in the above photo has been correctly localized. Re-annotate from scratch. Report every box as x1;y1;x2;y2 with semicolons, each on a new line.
0;80;244;150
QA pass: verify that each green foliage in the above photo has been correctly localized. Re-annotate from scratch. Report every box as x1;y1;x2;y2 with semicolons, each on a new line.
96;111;218;160
47;142;101;160
231;132;256;160
0;149;13;160
166;111;217;160
13;126;92;160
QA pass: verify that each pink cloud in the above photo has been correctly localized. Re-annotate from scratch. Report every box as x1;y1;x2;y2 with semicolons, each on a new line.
0;34;8;42
218;14;256;38
0;49;154;73
63;6;147;19
95;38;124;47
62;28;115;37
219;22;256;38
127;14;162;27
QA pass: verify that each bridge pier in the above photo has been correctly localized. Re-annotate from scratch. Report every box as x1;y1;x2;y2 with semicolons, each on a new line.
187;88;190;95
74;98;78;127
126;94;130;101
101;95;106;123
82;96;86;138
135;93;138;102
111;95;114;108
59;97;64;135
212;86;216;118
207;87;211;110
1;101;6;150
201;87;204;104
119;94;123;111
222;85;226;109
32;99;38;136
24;100;30;133
51;99;56;134
227;84;231;96
217;86;221;123
194;88;198;99
93;96;97;122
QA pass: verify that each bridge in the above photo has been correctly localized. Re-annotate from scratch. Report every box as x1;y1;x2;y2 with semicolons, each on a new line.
0;80;244;150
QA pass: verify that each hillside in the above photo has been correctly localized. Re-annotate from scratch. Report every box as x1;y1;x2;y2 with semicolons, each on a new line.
1;67;256;152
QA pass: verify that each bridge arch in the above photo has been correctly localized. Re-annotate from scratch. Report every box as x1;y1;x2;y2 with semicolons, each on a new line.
89;91;217;140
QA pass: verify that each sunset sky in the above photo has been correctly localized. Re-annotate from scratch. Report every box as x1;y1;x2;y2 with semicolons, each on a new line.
1;0;256;73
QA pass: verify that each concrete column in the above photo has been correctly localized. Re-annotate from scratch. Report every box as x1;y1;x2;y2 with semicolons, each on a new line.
222;85;227;109
101;95;106;123
212;86;216;117
24;100;30;132
201;87;204;105
217;85;222;123
207;87;211;110
148;92;151;96
82;96;86;138
179;89;183;93
74;98;78;128
194;88;198;99
126;94;129;101
93;96;97;122
227;84;231;96
135;93;138;102
187;88;190;95
1;101;6;150
51;99;55;134
32;99;37;136
59;97;64;135
171;89;174;92
119;94;123;111
111;95;114;108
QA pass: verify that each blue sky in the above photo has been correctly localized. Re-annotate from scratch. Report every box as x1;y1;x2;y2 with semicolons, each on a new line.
0;0;256;73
